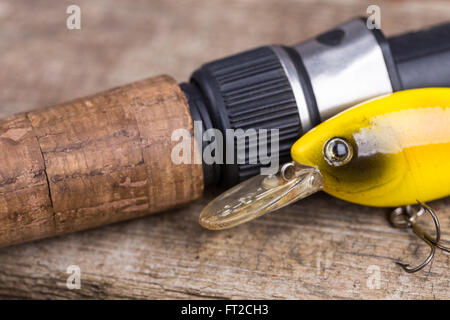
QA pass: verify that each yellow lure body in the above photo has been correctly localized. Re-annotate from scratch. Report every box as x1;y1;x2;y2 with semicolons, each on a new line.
291;88;450;207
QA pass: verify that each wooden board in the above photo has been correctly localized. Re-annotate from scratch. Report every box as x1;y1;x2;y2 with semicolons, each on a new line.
0;0;449;299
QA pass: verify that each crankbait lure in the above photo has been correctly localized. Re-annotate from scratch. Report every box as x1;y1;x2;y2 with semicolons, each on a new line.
200;88;450;272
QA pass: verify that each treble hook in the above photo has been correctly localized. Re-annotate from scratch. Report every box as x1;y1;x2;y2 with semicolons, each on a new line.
389;201;450;273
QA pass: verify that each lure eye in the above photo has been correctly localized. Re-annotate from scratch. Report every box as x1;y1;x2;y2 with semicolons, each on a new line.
323;137;353;167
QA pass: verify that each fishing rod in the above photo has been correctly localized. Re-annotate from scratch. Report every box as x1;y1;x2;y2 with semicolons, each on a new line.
1;17;450;247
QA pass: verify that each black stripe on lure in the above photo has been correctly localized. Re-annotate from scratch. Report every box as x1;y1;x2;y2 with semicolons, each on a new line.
199;88;450;273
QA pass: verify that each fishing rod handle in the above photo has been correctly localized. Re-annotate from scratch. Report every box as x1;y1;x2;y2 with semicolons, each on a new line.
184;19;450;187
0;75;203;247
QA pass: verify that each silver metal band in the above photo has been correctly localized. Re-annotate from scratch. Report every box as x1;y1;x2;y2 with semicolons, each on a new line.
270;45;313;132
293;19;393;121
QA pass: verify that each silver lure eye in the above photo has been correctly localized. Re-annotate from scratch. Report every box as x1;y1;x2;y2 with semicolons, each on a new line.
323;137;353;167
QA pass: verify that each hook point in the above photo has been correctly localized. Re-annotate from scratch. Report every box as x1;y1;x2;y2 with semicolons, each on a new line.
389;201;448;273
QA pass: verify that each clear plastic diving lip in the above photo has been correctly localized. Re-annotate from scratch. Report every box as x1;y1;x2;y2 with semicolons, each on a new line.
199;162;324;230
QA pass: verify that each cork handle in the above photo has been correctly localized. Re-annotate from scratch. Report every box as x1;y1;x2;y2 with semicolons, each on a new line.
0;75;203;247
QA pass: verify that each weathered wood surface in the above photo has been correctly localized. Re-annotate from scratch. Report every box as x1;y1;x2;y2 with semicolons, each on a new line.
0;0;449;299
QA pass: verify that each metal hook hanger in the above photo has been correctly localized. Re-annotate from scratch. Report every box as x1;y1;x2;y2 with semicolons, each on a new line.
389;201;450;273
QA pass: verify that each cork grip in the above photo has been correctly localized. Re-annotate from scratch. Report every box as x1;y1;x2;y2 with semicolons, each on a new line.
0;75;204;247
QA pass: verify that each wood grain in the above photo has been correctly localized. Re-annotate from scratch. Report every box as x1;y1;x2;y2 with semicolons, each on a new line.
0;0;449;299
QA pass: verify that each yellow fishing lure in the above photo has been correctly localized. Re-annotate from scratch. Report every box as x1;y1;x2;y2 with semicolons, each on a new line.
200;88;450;229
199;87;450;272
292;87;450;207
